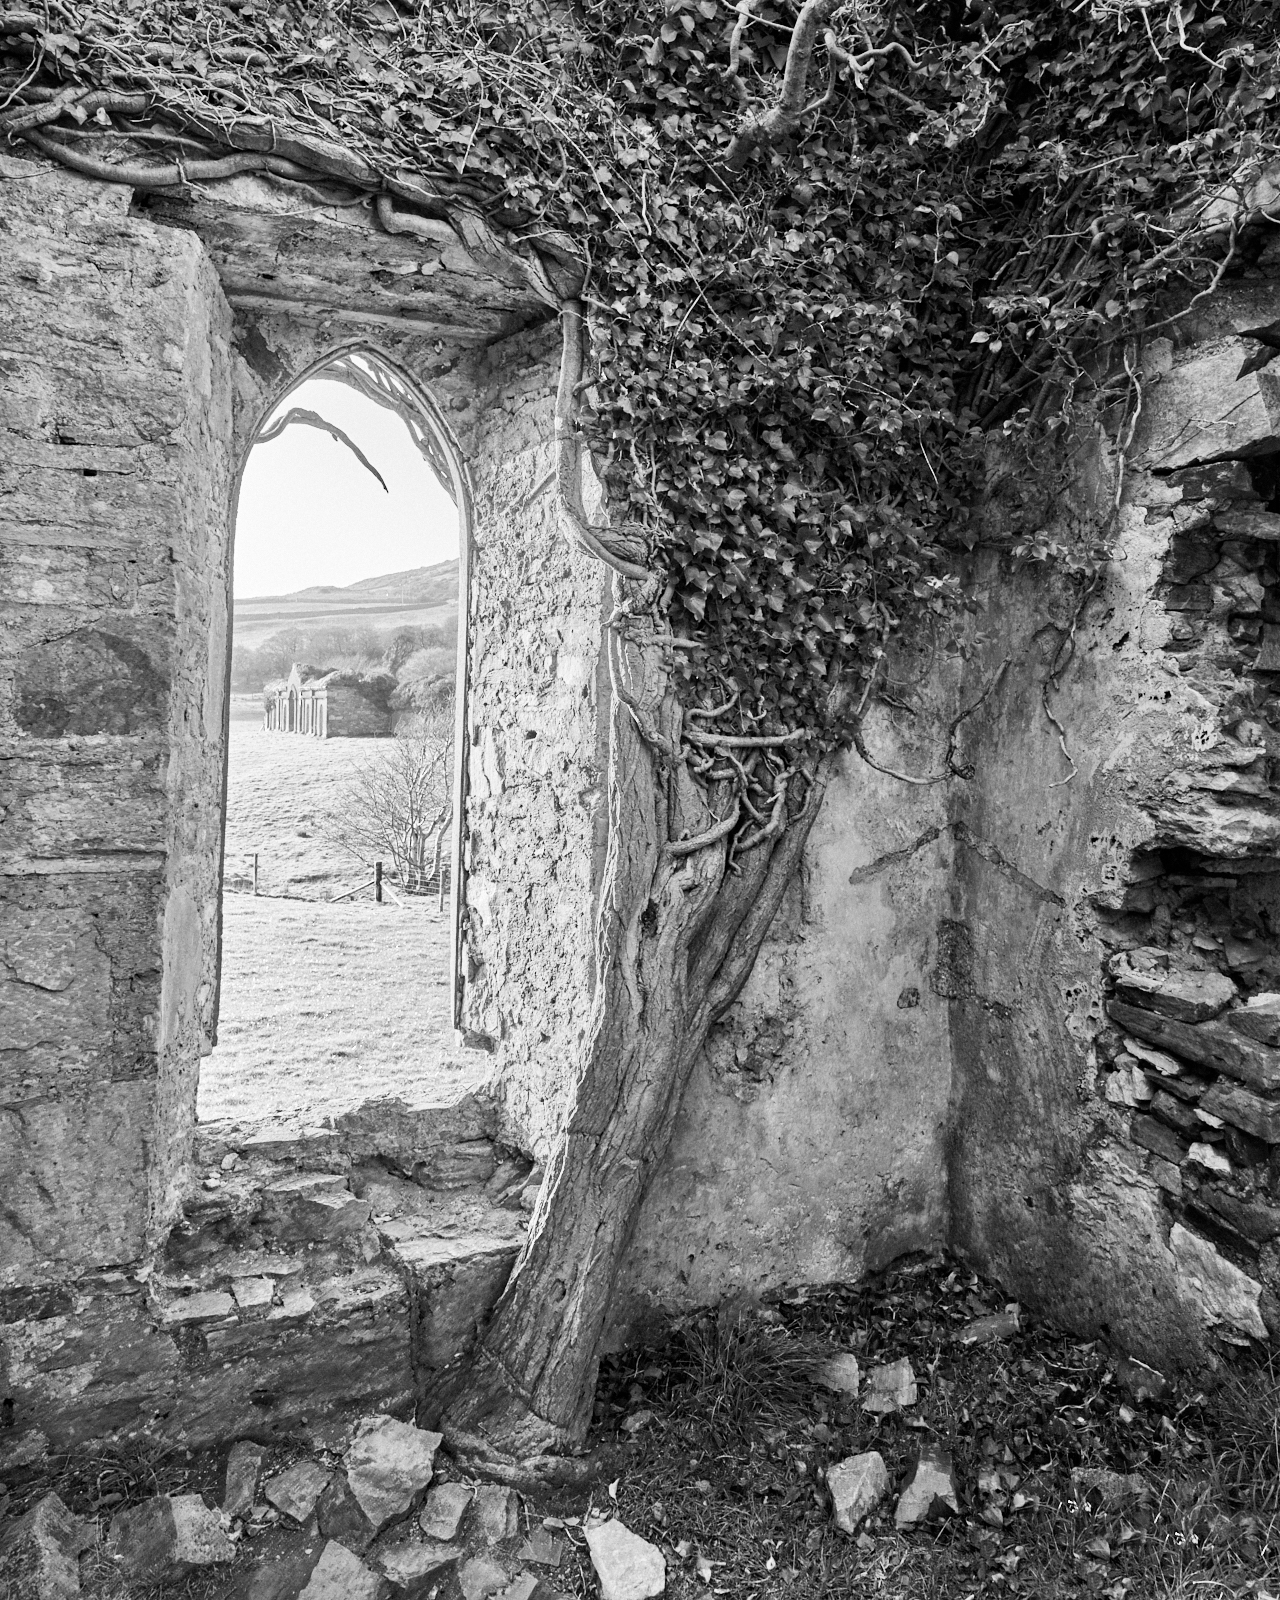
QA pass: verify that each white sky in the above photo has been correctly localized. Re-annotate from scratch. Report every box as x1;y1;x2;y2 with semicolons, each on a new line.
233;374;460;599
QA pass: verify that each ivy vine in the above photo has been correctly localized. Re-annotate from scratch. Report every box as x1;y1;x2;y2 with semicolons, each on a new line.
3;0;1279;784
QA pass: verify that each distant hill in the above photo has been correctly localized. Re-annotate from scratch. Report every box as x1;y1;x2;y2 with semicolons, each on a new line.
233;560;458;649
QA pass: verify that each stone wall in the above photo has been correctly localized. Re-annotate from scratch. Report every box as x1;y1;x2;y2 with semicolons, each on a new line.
0;153;235;1285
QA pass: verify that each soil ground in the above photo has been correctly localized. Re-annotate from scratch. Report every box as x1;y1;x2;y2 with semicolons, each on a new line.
199;705;485;1126
8;1254;1277;1599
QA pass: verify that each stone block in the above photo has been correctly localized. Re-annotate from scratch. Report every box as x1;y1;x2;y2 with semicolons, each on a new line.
419;1482;472;1540
233;1276;276;1309
813;1353;861;1394
265;1462;332;1524
378;1540;465;1595
1188;1141;1232;1176
468;1484;519;1544
1170;1222;1267;1339
1229;992;1280;1046
0;1492;96;1600
159;1290;236;1325
894;1448;959;1528
1130;1113;1188;1165
1150;1090;1202;1138
583;1518;665;1600
1215;508;1280;540
106;1493;234;1581
957;1308;1020;1345
1108;1000;1280;1094
224;1440;266;1517
827;1451;888;1533
1108;949;1235;1022
1194;1185;1280;1241
297;1540;382;1600
342;1415;441;1532
1198;1079;1280;1143
315;1472;374;1551
861;1357;917;1414
259;1175;371;1244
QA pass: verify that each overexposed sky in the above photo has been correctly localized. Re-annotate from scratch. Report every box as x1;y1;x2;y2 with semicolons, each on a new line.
233;374;459;599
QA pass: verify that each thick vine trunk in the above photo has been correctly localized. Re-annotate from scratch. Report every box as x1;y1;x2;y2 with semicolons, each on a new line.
423;625;827;1469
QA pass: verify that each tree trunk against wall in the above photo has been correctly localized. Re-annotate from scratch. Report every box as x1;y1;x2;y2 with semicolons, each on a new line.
424;618;827;1469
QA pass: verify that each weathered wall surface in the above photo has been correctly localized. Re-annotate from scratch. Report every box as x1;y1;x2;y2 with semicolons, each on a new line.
946;286;1280;1369
616;716;953;1332
0;152;235;1286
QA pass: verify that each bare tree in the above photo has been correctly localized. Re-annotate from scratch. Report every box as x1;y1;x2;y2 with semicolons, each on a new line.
329;705;453;893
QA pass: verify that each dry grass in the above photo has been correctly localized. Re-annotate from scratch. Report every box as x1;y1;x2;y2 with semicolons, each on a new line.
201;709;486;1126
199;894;487;1125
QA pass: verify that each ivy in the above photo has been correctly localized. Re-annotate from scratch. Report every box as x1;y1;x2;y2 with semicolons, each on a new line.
5;0;1279;759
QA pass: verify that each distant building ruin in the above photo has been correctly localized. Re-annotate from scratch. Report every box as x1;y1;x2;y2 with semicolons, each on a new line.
262;662;394;738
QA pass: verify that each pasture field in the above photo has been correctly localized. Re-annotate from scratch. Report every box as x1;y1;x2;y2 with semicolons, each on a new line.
201;711;485;1126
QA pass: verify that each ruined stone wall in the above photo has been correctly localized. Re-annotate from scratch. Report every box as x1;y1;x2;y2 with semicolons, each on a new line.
0;153;235;1287
943;284;1280;1369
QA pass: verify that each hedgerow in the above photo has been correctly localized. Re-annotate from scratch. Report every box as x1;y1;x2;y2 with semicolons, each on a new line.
4;0;1279;781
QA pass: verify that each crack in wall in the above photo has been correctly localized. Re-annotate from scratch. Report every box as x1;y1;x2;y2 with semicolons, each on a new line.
847;819;1064;910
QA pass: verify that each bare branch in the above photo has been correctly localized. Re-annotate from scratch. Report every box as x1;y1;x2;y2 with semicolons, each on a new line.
684;726;809;749
17;126;315;187
256;407;388;492
666;801;741;857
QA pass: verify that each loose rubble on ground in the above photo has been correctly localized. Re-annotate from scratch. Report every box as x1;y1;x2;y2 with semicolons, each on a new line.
1;1253;1276;1598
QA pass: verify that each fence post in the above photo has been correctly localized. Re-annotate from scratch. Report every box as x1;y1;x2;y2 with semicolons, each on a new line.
252;852;259;897
375;860;383;903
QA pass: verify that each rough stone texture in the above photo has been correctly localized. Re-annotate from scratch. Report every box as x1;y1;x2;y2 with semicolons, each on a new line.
0;1492;96;1600
224;1440;266;1517
862;1358;917;1414
827;1452;889;1533
296;1539;383;1600
468;1485;520;1544
379;1540;465;1592
459;1556;511;1600
813;1353;861;1394
894;1448;959;1528
419;1482;473;1540
265;1462;332;1524
106;1493;234;1580
1229;991;1280;1046
1108;949;1235;1022
341;1415;441;1532
1169;1223;1267;1340
583;1518;666;1600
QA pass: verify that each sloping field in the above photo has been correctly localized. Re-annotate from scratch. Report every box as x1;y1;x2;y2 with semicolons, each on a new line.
199;895;487;1125
232;560;457;649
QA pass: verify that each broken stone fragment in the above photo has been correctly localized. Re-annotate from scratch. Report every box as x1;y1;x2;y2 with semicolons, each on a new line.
315;1472;374;1550
265;1461;332;1524
826;1451;888;1533
496;1575;544;1600
813;1352;861;1394
377;1540;465;1595
894;1448;959;1528
517;1527;565;1567
1195;1185;1280;1242
342;1416;442;1533
0;1492;96;1600
1198;1078;1280;1143
468;1483;520;1544
957;1307;1021;1345
584;1517;666;1600
106;1493;234;1581
1188;1141;1231;1176
1109;1000;1280;1094
1229;991;1280;1046
1170;1222;1268;1339
1124;1037;1183;1076
459;1555;512;1600
159;1289;236;1326
861;1357;917;1414
1215;507;1280;540
297;1539;382;1600
1130;1114;1188;1165
1109;949;1235;1023
259;1173;372;1244
419;1481;472;1540
224;1440;266;1518
1070;1467;1149;1509
232;1276;276;1310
